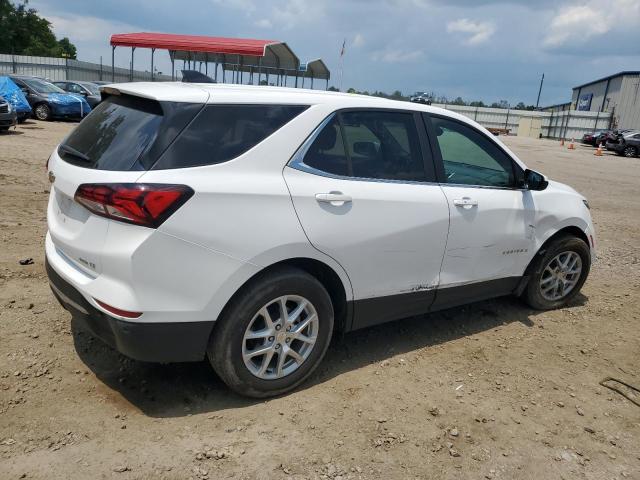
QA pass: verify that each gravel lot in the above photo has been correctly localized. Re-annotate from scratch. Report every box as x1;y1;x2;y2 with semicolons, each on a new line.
1;120;639;479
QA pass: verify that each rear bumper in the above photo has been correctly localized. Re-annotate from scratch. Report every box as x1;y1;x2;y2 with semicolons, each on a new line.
46;257;214;363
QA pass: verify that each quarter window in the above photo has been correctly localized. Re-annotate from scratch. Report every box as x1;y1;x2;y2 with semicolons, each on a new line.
431;116;515;188
302;110;427;182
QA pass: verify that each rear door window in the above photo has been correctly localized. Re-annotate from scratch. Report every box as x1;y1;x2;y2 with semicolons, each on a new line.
153;104;308;169
300;110;428;182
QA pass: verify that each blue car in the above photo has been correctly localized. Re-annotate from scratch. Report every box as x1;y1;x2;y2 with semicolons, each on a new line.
9;75;91;121
0;76;32;123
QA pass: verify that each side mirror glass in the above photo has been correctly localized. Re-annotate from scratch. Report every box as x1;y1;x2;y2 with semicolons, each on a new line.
525;169;548;191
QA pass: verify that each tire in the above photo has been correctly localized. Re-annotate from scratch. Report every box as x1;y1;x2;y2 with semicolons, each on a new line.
623;146;637;158
34;103;51;121
522;235;591;310
0;126;8;132
208;267;334;398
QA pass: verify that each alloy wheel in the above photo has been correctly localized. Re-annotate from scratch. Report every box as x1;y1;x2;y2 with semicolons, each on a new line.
539;251;582;301
242;295;319;380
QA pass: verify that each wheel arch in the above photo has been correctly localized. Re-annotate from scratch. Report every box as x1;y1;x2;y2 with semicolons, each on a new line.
218;256;352;333
516;224;591;296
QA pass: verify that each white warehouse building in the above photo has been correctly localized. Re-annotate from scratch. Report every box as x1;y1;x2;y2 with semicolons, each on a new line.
570;71;640;130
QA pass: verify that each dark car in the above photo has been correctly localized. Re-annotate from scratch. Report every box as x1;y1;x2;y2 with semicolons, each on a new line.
410;93;432;105
0;95;17;132
581;130;607;146
53;80;102;108
9;75;91;121
604;129;635;150
606;130;640;157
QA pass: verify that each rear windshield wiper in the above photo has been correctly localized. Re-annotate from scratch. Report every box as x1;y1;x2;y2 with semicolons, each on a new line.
59;144;91;163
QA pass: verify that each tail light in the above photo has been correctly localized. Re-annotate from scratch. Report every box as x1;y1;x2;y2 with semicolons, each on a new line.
74;183;194;228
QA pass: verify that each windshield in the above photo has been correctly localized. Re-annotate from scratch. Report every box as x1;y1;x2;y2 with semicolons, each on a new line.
22;78;66;94
80;82;101;95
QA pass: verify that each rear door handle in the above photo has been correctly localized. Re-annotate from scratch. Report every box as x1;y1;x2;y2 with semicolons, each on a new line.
315;192;352;206
453;197;478;208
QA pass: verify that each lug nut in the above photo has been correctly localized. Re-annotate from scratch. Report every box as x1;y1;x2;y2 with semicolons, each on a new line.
275;325;281;331
268;336;274;342
275;344;281;349
285;338;291;343
286;326;291;332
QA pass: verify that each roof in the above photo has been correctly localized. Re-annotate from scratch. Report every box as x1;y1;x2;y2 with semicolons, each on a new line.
573;70;640;90
110;32;299;71
300;59;330;81
103;82;467;113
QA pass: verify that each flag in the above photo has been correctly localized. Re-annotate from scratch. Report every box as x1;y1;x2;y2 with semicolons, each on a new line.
340;39;346;57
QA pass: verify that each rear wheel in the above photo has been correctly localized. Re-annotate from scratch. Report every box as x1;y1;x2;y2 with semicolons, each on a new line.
623;146;637;157
0;126;8;132
208;267;334;398
522;235;591;310
34;103;51;121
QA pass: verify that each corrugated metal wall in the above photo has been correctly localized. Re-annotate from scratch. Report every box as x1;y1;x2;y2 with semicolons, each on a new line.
0;54;172;83
617;74;640;130
433;104;611;139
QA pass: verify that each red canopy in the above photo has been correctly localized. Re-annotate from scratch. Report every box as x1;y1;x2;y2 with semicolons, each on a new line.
110;32;278;57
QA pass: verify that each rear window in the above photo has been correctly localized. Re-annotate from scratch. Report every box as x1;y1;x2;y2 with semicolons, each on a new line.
59;98;307;171
152;104;308;169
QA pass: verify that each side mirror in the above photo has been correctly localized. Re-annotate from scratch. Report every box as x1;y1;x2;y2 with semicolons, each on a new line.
353;141;379;157
524;169;548;191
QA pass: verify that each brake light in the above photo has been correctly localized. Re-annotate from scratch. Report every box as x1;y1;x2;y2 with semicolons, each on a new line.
74;183;194;228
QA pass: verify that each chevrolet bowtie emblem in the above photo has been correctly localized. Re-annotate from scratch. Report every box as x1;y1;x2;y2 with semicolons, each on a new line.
48;171;55;184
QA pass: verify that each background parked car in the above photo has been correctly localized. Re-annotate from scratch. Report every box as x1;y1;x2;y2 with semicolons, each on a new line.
410;93;432;104
53;80;102;108
0;95;17;132
605;129;635;150
581;130;608;146
606;130;640;157
0;76;32;123
8;75;91;121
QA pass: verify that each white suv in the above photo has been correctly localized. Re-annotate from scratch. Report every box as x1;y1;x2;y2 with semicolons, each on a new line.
46;83;595;397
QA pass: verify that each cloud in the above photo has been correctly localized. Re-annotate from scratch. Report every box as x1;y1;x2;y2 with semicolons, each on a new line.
46;14;141;43
446;18;495;45
353;33;365;48
254;18;273;28
371;49;424;63
543;0;640;48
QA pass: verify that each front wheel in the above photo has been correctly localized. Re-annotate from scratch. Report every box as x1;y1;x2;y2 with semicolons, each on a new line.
34;103;52;121
208;267;334;398
522;235;591;310
623;146;637;157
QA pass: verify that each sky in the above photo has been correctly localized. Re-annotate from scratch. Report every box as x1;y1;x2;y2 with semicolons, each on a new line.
30;0;640;106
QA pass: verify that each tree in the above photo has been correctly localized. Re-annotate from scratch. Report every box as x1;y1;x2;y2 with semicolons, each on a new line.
451;96;466;106
469;100;485;107
347;87;357;94
57;37;76;59
0;1;78;58
327;86;339;92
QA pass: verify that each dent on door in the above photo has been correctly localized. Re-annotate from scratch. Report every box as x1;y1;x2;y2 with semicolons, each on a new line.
438;188;536;287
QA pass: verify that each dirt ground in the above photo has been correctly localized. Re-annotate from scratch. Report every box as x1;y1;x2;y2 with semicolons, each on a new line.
1;120;639;480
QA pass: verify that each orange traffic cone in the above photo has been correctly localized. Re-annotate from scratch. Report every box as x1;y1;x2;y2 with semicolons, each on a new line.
560;138;565;146
567;138;575;150
595;143;603;156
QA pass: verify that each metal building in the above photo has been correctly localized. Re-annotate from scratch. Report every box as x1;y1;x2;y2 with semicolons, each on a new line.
570;71;640;130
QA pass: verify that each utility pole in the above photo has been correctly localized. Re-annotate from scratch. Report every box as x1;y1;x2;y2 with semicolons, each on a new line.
536;73;545;109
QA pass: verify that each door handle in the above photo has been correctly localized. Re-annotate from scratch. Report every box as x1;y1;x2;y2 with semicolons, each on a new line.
315;192;352;206
453;197;478;208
